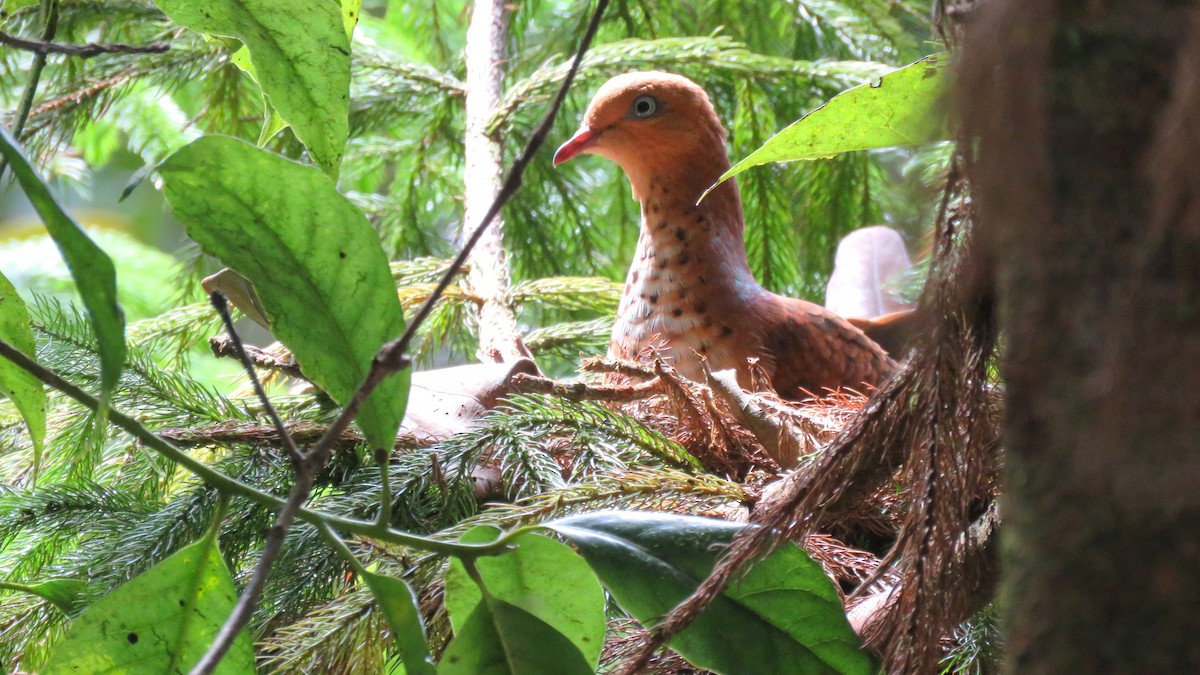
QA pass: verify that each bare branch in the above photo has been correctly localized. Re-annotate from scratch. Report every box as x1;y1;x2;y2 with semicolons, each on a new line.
208;335;306;381
0;0;57;181
511;372;663;401
580;355;658;379
192;0;612;670
209;292;303;463
0;29;169;58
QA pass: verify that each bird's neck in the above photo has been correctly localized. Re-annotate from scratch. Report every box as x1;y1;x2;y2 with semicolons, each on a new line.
611;172;762;362
626;174;756;296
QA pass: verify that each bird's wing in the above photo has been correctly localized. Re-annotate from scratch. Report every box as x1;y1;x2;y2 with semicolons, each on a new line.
762;297;895;397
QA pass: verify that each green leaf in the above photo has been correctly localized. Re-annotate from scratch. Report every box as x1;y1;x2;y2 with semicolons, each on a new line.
153;0;351;175
0;271;45;472
438;597;592;675
0;127;125;406
548;511;877;675
342;0;363;37
159;136;408;452
42;537;254;674
0;578;87;615
445;527;605;668
362;572;435;675
716;54;947;188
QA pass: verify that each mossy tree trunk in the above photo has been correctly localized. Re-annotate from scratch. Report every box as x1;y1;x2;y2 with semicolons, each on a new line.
963;1;1200;671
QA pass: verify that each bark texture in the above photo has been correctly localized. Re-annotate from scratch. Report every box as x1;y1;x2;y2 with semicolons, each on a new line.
962;1;1200;671
462;0;526;362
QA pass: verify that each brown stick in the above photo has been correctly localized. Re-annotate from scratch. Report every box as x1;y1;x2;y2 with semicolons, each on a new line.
511;372;663;401
0;30;169;58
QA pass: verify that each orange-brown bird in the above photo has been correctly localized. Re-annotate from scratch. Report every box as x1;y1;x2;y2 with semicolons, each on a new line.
554;72;894;397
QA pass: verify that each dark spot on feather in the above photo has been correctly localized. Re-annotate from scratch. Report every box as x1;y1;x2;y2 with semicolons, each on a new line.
676;251;691;265
698;275;709;284
672;307;683;317
675;227;687;241
649;293;659;304
631;270;639;283
703;317;714;328
699;343;708;354
656;220;669;230
694;300;707;313
721;325;734;336
657;257;669;269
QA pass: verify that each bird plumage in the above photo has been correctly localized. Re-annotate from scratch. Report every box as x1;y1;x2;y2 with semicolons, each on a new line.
555;72;893;396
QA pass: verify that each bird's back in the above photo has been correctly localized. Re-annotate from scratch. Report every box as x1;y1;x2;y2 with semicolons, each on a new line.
755;293;894;397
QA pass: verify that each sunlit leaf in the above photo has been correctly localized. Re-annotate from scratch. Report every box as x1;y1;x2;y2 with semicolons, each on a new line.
715;54;947;188
0;271;46;472
361;572;435;675
548;510;877;675
153;0;351;175
0;578;86;615
42;536;254;674
439;597;592;675
159;136;409;453
444;527;605;668
0;127;125;407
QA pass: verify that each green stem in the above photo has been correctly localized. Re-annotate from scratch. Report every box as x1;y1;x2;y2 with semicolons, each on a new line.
316;522;370;577
0;338;507;558
376;455;393;529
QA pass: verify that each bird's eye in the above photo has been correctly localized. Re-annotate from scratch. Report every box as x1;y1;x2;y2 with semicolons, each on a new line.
630;94;659;119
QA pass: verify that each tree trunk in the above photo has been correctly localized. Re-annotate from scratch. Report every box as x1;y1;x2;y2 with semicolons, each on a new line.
461;0;527;363
962;1;1200;671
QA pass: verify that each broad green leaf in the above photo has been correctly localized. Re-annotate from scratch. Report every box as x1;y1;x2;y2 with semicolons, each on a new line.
445;527;605;668
342;0;363;37
0;127;125;406
153;0;350;175
159;136;408;452
548;510;877;675
0;578;86;615
716;54;947;188
438;598;592;675
42;536;254;674
362;572;435;675
0;271;45;471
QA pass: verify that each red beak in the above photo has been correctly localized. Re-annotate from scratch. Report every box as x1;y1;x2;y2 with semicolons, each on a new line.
553;126;599;166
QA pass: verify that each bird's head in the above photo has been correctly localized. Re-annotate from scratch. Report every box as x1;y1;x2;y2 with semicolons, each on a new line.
554;72;731;202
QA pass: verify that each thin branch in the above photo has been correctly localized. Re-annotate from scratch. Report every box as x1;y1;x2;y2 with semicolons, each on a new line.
208;335;307;380
0;338;508;556
0;29;169;57
210;291;302;463
303;0;611;479
193;449;317;674
192;0;611;669
0;0;57;181
580;355;658;379
158;420;435;449
511;372;664;401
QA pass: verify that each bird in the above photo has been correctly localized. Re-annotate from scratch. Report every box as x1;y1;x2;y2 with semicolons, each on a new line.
553;71;894;397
